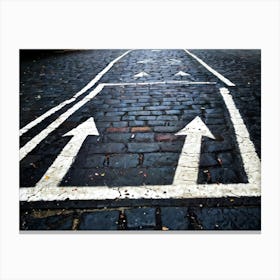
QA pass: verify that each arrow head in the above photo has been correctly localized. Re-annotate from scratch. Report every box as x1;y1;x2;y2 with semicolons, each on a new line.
174;71;190;77
134;71;149;78
63;117;99;137
175;116;215;139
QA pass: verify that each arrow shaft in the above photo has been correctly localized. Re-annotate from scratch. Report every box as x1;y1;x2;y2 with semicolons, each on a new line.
173;134;202;185
35;134;87;189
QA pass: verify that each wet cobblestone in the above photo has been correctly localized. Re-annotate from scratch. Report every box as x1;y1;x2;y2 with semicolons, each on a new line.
20;49;261;230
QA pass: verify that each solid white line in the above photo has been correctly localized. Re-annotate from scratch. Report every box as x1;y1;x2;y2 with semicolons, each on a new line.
19;84;104;161
184;49;236;87
19;183;260;202
220;87;261;184
19;50;131;136
103;81;216;87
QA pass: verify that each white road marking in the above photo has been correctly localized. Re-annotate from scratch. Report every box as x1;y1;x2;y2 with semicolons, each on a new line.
173;116;215;185
134;71;149;78
103;81;216;87
34;118;99;189
174;71;190;76
219;87;261;184
184;49;236;87
19;84;261;201
19;84;104;161
19;183;260;202
19;50;132;136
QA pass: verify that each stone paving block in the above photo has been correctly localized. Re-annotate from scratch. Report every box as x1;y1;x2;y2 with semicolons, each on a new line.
128;143;160;153
200;153;218;167
161;207;190;230
79;210;119;230
193;207;261;230
108;154;139;168
21;213;73;230
86;143;127;154
131;126;152;133
143;152;179;167
126;207;156;229
159;142;184;152
134;132;155;142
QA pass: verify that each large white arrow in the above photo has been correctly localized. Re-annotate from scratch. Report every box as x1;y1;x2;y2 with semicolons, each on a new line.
173;116;215;185
34;117;99;189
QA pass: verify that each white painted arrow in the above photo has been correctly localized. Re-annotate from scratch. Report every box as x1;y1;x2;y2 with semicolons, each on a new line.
35;117;99;189
173;116;215;185
134;71;149;78
174;71;190;77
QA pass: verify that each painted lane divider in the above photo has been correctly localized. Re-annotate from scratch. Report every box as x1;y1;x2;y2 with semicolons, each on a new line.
219;87;261;184
173;116;215;185
184;49;236;87
19;50;132;137
19;84;104;161
34;117;99;189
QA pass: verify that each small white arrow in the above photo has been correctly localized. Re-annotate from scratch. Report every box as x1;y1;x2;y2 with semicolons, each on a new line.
134;71;149;78
174;71;190;77
35;117;99;188
173;116;215;185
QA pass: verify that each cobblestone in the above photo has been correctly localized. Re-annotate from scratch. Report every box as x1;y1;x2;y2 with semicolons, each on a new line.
20;49;261;231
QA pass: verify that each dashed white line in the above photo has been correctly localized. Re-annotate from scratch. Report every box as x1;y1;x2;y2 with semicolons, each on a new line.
184;49;236;87
19;50;132;137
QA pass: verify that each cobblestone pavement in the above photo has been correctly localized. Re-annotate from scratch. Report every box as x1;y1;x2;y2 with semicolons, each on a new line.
20;49;261;231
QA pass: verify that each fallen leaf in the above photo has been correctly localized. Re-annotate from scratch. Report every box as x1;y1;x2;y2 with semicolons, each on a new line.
217;158;223;166
45;175;49;180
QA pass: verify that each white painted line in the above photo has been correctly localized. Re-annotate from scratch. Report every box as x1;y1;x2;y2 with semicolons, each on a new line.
19;84;104;161
220;87;261;184
103;81;216;87
19;182;260;202
34;118;99;189
174;71;190;76
134;71;149;78
173;116;215;185
19;50;132;136
184;49;236;87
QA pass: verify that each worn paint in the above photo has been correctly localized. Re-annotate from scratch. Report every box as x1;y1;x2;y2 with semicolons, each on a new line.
173;116;215;185
184;49;236;86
